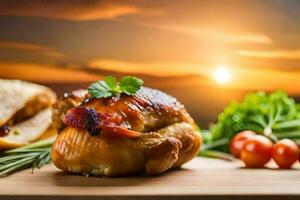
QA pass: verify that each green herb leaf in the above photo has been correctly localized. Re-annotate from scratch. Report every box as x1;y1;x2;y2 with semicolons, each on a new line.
104;76;118;91
87;80;112;98
88;76;143;98
0;138;54;176
120;76;144;95
203;91;300;153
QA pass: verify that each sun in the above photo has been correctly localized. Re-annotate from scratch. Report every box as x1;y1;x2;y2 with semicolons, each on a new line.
213;66;232;84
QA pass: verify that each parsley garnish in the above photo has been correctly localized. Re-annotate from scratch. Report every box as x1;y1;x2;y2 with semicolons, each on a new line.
88;76;144;98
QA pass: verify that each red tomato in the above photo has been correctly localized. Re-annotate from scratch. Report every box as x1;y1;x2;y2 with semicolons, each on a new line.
230;130;256;158
241;135;273;168
272;139;299;169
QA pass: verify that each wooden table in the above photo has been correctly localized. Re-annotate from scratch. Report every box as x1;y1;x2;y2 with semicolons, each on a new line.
0;157;299;200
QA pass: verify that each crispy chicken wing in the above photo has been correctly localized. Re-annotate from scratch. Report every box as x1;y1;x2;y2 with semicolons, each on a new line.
51;87;201;177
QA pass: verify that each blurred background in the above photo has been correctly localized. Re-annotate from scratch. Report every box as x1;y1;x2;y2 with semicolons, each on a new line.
0;0;300;128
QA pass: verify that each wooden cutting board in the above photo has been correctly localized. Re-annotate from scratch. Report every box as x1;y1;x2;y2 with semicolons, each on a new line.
0;157;299;200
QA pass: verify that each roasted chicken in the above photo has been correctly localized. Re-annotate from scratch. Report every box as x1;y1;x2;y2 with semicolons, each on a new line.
51;87;201;177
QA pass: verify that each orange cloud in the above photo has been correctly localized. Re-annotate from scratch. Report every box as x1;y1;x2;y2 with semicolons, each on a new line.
133;23;273;44
89;59;210;77
0;1;272;45
2;59;300;95
0;0;139;20
183;28;272;44
224;33;272;44
238;49;300;59
89;58;300;94
0;40;64;58
0;61;101;82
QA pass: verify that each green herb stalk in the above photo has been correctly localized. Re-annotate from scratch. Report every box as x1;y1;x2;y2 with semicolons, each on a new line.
0;138;54;176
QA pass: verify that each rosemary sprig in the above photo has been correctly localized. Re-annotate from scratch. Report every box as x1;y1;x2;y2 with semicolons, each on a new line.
0;137;54;176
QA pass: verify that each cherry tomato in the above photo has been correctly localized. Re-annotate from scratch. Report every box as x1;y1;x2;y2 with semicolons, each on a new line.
230;130;256;158
241;135;273;168
272;139;299;169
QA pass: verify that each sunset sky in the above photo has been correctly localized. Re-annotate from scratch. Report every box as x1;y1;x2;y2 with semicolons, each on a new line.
1;0;300;94
0;0;300;124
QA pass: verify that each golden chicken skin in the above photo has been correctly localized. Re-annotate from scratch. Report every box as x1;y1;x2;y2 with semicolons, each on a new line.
51;87;201;177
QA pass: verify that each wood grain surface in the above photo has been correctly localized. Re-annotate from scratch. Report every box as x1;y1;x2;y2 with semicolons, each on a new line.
0;157;299;200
